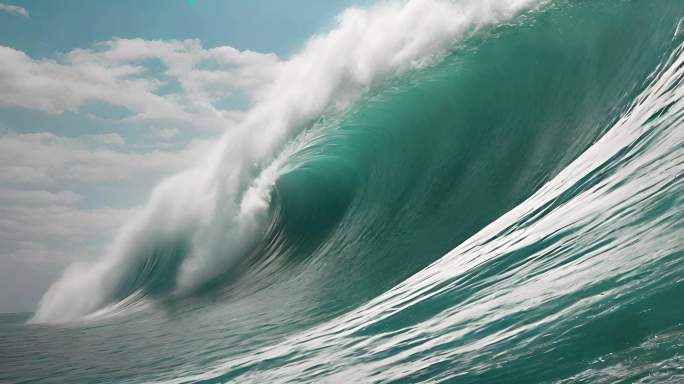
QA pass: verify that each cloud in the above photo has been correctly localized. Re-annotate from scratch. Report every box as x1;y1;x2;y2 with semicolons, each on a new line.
81;133;126;146
149;126;180;139
0;39;280;130
0;2;28;17
0;204;135;264
0;130;211;265
0;188;81;206
0;131;212;186
0;130;210;312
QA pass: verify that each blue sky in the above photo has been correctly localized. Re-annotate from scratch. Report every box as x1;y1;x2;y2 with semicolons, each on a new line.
0;0;369;57
0;0;368;312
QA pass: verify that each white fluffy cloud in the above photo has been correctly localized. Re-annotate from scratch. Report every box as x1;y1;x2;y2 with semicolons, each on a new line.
0;2;28;17
0;188;81;206
0;131;212;285
0;131;212;186
0;204;135;263
0;39;280;130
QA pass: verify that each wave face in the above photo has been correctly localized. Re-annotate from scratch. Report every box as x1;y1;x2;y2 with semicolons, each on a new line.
3;0;683;383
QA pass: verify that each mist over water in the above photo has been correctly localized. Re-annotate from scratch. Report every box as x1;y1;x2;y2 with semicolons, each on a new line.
3;0;683;383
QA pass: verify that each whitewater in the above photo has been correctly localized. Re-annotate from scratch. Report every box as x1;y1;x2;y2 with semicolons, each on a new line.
2;0;683;383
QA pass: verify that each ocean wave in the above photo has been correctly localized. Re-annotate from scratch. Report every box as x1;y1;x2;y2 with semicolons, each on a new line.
10;1;684;383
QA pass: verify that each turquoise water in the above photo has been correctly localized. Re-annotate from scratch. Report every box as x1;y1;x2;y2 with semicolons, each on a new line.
2;1;684;383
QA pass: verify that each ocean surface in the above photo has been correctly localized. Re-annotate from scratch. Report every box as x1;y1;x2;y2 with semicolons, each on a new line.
2;0;683;383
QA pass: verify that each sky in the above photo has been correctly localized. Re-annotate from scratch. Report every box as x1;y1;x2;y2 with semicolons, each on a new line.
0;0;369;313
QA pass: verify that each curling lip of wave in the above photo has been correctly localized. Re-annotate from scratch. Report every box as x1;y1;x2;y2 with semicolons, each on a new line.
30;0;546;324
